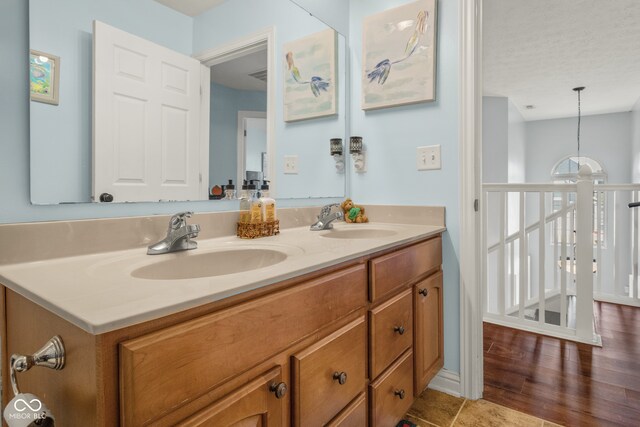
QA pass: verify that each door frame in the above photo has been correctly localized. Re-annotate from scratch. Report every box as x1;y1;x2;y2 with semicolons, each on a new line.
459;0;484;399
237;111;267;185
194;27;276;195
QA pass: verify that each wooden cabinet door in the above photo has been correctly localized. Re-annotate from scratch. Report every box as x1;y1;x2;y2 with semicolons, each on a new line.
291;317;367;427
414;271;444;396
178;367;286;427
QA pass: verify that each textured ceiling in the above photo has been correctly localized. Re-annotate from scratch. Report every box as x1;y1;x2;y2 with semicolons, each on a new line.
483;0;640;121
211;48;267;92
153;0;227;17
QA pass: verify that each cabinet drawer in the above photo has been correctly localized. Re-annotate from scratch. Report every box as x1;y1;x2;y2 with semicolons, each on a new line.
369;350;414;427
120;264;367;426
177;367;286;427
369;237;442;302
292;317;367;427
326;392;367;427
370;288;413;379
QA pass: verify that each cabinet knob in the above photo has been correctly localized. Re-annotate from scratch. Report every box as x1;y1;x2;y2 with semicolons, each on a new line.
394;389;406;399
333;371;348;385
393;325;405;335
419;288;429;297
269;382;287;399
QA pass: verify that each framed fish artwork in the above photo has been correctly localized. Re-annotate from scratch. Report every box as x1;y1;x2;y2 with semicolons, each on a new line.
30;50;60;105
362;0;437;110
283;29;337;122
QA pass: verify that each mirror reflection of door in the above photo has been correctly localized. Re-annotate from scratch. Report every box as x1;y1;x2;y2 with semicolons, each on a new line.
208;45;268;194
93;21;210;203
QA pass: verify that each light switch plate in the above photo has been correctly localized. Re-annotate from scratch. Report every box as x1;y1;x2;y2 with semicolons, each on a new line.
284;155;299;174
417;145;441;171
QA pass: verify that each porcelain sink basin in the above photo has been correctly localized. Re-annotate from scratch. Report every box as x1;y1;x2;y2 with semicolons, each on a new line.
319;228;398;239
131;248;288;280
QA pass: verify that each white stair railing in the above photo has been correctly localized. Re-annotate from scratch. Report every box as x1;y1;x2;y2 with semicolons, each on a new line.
592;184;640;307
483;166;601;345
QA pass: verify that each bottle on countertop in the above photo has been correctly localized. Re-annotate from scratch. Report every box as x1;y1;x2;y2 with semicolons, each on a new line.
224;179;236;200
248;181;262;224
260;181;276;222
238;180;250;223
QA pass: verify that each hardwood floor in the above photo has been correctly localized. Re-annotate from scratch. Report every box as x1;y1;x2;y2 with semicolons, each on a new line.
483;302;640;426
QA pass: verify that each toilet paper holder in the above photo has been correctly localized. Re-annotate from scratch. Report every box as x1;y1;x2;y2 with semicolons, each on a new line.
9;336;65;396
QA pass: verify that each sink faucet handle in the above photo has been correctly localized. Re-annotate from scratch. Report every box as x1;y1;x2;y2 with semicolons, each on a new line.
169;211;193;229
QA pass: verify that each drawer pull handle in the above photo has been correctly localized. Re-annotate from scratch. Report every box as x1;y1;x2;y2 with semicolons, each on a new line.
394;325;405;335
394;389;406;399
333;371;348;385
269;382;287;399
419;288;429;297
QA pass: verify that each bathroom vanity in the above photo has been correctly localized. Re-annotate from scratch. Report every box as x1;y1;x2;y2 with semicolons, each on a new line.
0;208;444;426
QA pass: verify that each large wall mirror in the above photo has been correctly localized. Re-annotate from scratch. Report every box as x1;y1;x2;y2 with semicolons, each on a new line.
29;0;347;205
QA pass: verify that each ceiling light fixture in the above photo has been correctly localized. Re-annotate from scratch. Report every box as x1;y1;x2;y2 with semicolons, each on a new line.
573;86;585;168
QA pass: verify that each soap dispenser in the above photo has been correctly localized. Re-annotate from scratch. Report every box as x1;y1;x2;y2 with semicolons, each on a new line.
260;181;276;222
239;180;250;223
224;179;236;200
248;181;262;224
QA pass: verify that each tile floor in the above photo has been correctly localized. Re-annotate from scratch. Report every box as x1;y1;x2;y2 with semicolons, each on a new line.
405;389;563;427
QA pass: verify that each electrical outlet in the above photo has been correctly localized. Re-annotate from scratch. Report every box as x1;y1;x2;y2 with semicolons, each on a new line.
417;145;441;171
284;155;299;174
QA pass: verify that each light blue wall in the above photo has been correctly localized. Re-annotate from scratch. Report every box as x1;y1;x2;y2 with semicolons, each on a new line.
209;83;267;187
290;0;350;35
29;0;194;204
193;0;346;199
525;112;632;184
349;0;460;373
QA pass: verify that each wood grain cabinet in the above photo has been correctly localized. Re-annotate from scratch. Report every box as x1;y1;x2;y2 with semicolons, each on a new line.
368;236;443;426
178;367;287;426
414;271;444;395
1;234;443;427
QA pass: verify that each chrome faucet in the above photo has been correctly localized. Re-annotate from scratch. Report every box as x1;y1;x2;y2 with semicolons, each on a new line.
147;212;200;255
310;203;344;231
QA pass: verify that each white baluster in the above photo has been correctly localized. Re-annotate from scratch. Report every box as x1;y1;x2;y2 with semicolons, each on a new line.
498;191;506;316
575;165;595;342
538;191;546;325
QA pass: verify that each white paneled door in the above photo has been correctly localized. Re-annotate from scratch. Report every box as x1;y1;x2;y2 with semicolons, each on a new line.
93;20;209;202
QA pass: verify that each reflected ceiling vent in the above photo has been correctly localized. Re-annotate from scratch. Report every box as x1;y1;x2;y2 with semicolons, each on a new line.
248;69;268;83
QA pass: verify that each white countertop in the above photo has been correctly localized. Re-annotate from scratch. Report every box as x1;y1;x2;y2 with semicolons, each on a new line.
0;222;444;334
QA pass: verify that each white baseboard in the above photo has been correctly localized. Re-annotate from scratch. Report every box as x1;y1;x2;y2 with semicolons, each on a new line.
427;368;461;397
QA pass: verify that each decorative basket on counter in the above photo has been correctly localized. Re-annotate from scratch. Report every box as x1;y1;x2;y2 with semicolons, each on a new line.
236;220;280;239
